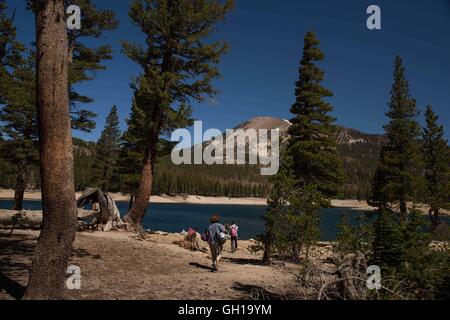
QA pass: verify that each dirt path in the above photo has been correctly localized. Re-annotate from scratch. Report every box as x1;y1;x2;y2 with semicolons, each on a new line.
0;230;301;300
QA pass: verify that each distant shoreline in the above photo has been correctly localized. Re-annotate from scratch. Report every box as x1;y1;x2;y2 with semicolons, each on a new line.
0;188;375;211
1;189;449;216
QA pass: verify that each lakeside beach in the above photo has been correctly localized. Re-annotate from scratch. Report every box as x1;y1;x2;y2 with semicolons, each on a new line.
0;189;376;211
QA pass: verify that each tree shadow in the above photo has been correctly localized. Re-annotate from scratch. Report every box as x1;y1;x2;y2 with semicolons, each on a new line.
0;272;26;300
223;257;264;266
71;248;102;260
231;282;286;300
0;236;35;300
0;232;102;300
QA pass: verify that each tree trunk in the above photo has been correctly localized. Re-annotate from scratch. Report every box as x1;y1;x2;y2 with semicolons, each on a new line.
123;19;173;232
429;208;440;231
263;241;271;265
23;0;77;300
128;195;134;211
400;199;408;220
12;160;27;211
123;134;157;232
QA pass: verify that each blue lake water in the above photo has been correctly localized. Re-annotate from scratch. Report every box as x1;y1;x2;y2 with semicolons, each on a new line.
2;200;447;241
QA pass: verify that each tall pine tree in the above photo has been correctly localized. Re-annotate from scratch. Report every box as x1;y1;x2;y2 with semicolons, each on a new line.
1;1;119;209
422;105;450;228
0;0;29;210
264;31;344;262
371;56;422;219
92;105;121;191
116;99;146;209
0;50;38;210
288;31;344;205
121;0;233;231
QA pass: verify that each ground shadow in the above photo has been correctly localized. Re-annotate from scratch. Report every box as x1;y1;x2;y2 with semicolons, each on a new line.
231;282;286;300
0;236;35;300
189;262;214;271
71;248;102;260
0;232;103;300
223;257;264;266
0;272;26;300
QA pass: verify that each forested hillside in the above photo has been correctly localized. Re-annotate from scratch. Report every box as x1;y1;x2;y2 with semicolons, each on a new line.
0;117;384;199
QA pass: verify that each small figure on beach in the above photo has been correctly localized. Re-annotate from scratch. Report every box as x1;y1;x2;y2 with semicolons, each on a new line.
206;215;227;272
230;221;239;253
224;221;231;234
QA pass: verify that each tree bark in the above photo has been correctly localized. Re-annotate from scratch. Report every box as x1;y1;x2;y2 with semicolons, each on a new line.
128;195;134;211
23;0;78;300
123;133;158;232
12;160;27;211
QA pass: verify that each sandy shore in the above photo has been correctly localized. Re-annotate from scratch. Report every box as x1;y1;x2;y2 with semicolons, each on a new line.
0;189;376;210
0;229;308;300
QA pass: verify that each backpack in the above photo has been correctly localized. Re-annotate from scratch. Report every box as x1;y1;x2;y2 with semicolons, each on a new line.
217;231;227;244
230;225;238;237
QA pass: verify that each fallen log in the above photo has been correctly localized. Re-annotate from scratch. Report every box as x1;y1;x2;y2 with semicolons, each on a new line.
0;209;96;229
77;188;126;232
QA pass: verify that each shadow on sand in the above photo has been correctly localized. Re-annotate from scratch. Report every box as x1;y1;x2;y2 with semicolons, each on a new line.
0;231;104;300
189;262;214;271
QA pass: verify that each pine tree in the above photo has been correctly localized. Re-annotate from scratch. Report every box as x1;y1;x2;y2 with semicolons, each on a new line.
371;56;422;219
1;1;118;209
288;31;345;205
121;0;233;231
92;105;121;191
422;105;450;228
27;0;119;132
117;99;146;208
0;50;38;210
263;147;294;264
264;32;344;262
0;2;30;210
372;208;406;271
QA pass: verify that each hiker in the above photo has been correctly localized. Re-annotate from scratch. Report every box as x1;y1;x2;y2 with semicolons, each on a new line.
224;221;231;234
206;215;227;271
230;221;239;253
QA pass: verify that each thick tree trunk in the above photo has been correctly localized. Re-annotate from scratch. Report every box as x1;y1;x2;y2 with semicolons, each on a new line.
12;160;27;211
23;0;78;300
123;136;157;232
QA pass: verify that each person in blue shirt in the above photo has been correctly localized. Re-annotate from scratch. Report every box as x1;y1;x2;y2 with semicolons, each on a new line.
206;215;226;272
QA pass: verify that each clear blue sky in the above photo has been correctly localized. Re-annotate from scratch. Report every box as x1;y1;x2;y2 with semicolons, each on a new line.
8;0;450;141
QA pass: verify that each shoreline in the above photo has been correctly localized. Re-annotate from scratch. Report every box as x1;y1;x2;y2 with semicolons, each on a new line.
0;188;376;211
2;189;449;215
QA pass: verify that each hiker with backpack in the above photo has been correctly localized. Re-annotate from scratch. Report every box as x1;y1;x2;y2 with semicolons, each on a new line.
204;215;227;271
230;221;239;253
